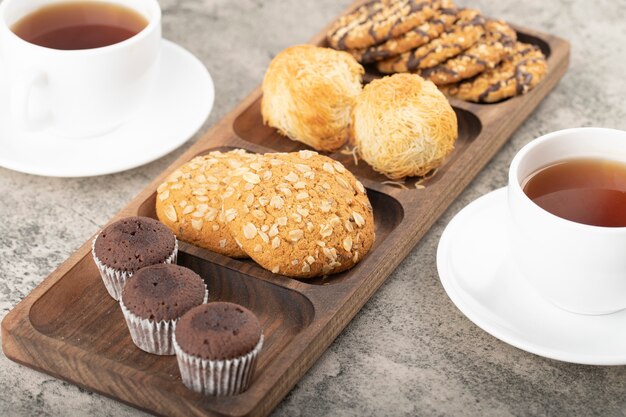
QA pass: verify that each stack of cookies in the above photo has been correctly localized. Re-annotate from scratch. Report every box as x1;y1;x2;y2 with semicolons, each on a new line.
156;149;375;278
326;0;548;103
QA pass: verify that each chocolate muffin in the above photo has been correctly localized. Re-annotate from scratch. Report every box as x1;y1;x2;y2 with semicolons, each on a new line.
174;302;263;395
92;216;178;300
120;264;207;355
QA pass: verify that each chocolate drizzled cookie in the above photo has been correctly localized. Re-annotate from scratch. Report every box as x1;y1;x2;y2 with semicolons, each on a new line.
327;0;444;51
348;3;458;64
441;41;548;103
421;19;516;85
377;9;486;73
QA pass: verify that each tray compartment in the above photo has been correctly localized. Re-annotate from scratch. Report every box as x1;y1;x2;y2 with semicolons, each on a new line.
28;250;315;386
232;104;482;187
138;183;404;286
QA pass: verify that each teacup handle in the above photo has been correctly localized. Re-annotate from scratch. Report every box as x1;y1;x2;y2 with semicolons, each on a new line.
10;69;51;131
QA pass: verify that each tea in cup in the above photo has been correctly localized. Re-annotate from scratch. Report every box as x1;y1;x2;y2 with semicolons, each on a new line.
508;127;626;315
0;0;162;137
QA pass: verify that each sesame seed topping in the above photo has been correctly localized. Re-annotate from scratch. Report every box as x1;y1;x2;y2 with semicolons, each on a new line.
243;172;261;184
332;162;346;173
343;236;353;252
353;212;365;227
243;222;257;239
158;190;170;201
225;208;238;222
320;224;333;238
270;195;284;210
295;164;312;173
284;172;299;182
163;205;177;222
191;219;203;231
299;150;316;159
289;229;304;242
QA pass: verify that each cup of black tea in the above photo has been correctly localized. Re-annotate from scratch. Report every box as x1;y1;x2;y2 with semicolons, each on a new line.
508;127;626;315
0;0;161;137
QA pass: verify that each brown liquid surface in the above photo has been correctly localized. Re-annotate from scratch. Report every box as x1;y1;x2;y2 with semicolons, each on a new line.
11;2;148;50
523;158;626;227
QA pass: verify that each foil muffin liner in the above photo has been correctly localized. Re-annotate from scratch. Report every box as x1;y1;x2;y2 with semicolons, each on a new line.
91;234;178;300
174;333;264;395
120;287;208;355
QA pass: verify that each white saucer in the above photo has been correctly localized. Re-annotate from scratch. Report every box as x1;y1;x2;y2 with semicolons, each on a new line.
0;39;214;177
437;187;626;365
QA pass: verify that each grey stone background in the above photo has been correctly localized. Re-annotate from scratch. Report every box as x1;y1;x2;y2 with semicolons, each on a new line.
1;0;626;416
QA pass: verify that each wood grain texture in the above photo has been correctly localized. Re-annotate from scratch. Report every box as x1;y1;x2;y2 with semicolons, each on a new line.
1;1;570;416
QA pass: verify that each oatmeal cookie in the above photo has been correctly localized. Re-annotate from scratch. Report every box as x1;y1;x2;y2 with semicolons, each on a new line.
327;0;444;51
222;151;375;278
441;41;547;103
421;19;516;85
348;4;458;64
156;149;259;258
377;9;485;73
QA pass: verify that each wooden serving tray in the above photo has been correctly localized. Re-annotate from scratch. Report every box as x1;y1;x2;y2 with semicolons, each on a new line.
2;2;570;416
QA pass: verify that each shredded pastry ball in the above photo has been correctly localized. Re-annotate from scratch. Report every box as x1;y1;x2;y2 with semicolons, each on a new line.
351;73;458;179
262;45;364;152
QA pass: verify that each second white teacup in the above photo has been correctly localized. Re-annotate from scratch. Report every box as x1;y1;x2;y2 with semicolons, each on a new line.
0;0;162;138
508;127;626;315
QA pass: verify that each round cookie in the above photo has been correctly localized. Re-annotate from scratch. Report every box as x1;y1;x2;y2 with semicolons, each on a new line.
348;4;458;64
156;149;258;258
420;19;516;85
326;0;388;50
377;9;485;73
440;42;547;103
327;0;444;51
222;151;375;278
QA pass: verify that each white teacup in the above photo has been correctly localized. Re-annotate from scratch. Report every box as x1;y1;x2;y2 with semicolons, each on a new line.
508;127;626;315
0;0;161;138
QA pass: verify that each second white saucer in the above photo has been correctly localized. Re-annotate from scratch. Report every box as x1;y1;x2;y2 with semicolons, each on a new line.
0;39;214;177
437;187;626;365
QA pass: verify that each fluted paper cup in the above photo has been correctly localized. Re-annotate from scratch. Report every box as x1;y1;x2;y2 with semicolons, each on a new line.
174;333;263;395
91;234;178;300
120;287;208;355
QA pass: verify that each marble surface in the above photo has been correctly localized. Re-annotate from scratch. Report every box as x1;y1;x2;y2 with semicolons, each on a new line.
1;0;626;416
